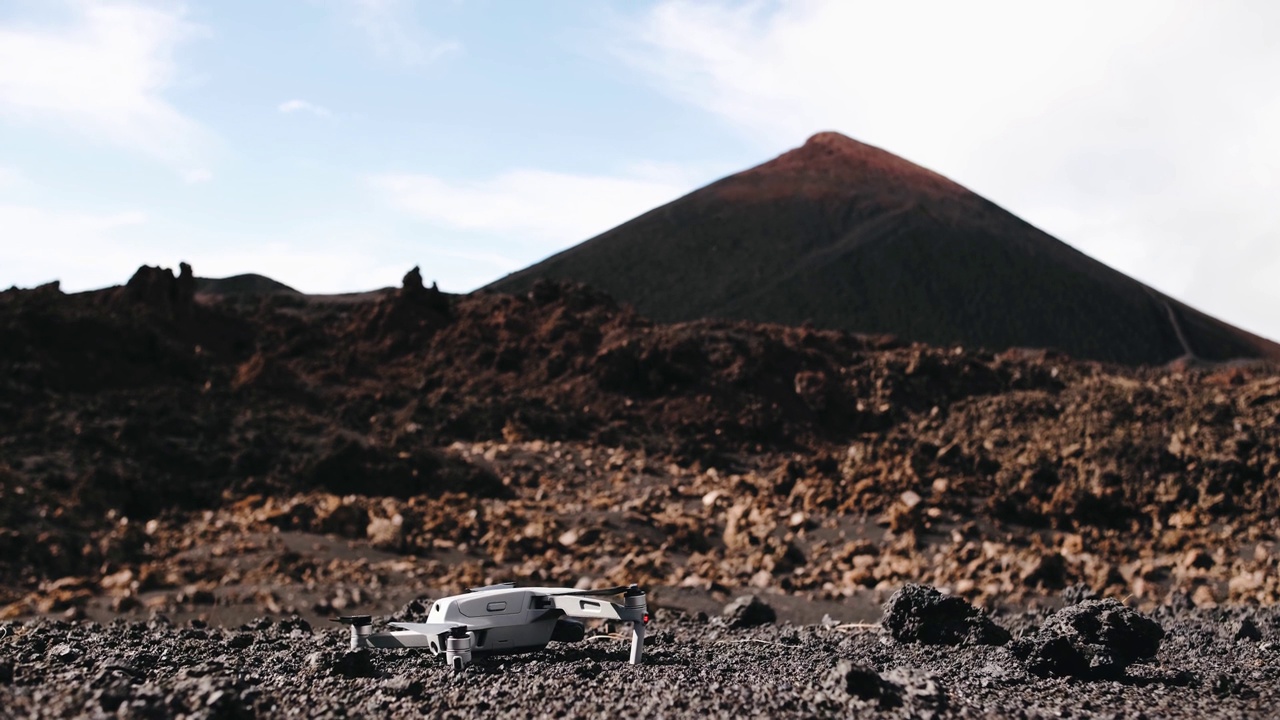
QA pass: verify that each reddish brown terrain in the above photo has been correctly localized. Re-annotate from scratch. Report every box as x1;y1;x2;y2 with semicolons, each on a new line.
488;132;1280;366
2;264;1278;627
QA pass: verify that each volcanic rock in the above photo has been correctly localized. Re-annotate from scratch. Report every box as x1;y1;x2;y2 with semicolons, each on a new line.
1012;598;1164;679
118;262;196;317
489;132;1280;365
3;264;1280;617
881;584;1010;646
723;594;777;628
1062;583;1100;606
331;649;380;679
1233;618;1262;642
826;661;902;709
825;661;949;716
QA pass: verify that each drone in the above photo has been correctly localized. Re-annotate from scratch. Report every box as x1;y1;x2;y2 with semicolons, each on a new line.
334;583;649;672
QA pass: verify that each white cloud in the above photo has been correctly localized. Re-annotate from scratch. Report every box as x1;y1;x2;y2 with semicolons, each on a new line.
622;0;1280;341
370;168;694;246
344;0;460;66
278;99;332;117
0;199;420;294
0;1;207;175
182;167;212;184
0;202;153;289
0;166;25;190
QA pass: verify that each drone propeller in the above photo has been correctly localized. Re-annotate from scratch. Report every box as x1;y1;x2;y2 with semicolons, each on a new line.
550;584;643;597
467;582;516;593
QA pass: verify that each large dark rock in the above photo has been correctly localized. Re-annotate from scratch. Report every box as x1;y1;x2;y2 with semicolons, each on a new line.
1012;598;1164;679
332;649;380;679
723;594;777;628
882;584;1010;646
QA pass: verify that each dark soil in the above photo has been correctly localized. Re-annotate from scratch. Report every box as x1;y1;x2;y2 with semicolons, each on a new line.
487;132;1280;366
2;597;1278;718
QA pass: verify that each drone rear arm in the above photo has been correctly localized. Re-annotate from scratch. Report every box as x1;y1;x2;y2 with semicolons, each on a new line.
548;589;648;664
549;595;631;621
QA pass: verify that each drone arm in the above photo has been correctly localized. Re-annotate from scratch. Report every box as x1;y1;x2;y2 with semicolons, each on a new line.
366;631;436;648
548;590;648;665
549;595;630;621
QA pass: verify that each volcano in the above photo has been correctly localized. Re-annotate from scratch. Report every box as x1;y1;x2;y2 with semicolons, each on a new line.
487;132;1280;365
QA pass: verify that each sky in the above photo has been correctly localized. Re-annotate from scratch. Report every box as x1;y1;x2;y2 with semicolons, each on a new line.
1;1;1277;341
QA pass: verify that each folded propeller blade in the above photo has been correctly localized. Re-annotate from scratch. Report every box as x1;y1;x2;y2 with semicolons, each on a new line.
550;584;640;597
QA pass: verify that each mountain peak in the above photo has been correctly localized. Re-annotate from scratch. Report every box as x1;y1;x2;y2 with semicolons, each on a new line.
487;133;1280;365
735;131;967;201
803;130;869;151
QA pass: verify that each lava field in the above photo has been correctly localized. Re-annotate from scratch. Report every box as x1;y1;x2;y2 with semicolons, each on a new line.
2;265;1279;717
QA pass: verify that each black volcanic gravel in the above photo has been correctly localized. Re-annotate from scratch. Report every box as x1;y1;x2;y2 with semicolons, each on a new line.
3;605;1279;718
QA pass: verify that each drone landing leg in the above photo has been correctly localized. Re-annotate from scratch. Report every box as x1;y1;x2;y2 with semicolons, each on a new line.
629;621;645;664
445;627;473;672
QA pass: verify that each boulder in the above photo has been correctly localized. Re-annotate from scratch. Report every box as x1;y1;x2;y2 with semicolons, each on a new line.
882;584;1010;646
1012;598;1164;679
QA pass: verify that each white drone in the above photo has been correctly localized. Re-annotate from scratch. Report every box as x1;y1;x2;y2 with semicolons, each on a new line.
335;583;649;672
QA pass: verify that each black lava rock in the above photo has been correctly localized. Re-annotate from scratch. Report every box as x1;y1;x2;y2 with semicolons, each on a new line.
278;616;312;634
1061;583;1099;606
827;661;902;709
227;633;254;649
723;595;777;628
333;649;380;679
882;584;1010;646
1233;618;1262;642
1210;671;1258;699
1012;598;1164;679
50;642;80;664
825;661;949;716
389;596;433;623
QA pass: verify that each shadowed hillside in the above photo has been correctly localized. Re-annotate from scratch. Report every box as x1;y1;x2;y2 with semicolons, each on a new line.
488;132;1280;366
195;273;300;296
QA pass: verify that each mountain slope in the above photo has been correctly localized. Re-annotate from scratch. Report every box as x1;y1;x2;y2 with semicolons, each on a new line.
487;132;1280;365
195;273;299;296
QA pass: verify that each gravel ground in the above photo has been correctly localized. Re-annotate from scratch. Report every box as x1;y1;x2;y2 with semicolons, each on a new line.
3;593;1278;719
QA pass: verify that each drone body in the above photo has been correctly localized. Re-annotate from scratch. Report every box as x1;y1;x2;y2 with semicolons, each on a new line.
336;583;648;671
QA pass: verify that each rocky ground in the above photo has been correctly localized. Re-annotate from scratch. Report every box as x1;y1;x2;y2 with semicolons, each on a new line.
2;587;1278;719
3;266;1279;716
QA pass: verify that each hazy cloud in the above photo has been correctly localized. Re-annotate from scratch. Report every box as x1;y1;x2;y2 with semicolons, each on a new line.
623;0;1280;339
278;99;332;117
0;202;152;288
369;167;692;251
0;1;209;176
344;0;460;66
0;166;25;190
181;167;213;184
